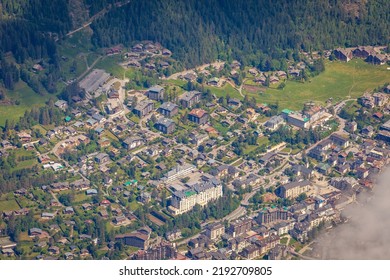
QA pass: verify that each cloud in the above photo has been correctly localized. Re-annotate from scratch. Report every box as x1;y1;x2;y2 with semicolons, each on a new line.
315;168;390;259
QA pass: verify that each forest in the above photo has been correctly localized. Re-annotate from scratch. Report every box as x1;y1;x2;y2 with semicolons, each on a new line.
0;0;389;93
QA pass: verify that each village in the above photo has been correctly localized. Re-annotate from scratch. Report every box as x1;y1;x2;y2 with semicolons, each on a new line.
0;41;389;260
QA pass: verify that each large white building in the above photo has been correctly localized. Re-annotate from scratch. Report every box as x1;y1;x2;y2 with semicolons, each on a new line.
168;177;223;215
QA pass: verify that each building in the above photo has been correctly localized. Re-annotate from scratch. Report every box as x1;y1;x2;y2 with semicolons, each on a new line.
169;178;223;215
188;109;209;125
330;133;350;148
287;112;309;129
79;69;110;93
373;93;388;107
256;207;290;226
278;180;311;199
158;102;178;117
115;228;151;250
132;241;177;260
352;46;375;59
264;115;285;130
162;163;196;183
95;153;110;164
366;53;387;65
123;136;144;150
333;48;353;62
179;91;202;108
228;218;252;238
133;100;154;118
205;223;225;240
154;118;176;134
54;100;68;110
330;177;358;190
147;85;164;101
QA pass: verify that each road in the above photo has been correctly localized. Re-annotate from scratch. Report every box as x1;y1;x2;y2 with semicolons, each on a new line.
63;0;132;39
165;61;225;80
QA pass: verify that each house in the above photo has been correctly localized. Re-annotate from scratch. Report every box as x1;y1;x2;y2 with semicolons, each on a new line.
316;163;331;175
366;53;387;65
18;132;32;142
188;109;209;125
147;85;164;101
278;180;311;199
158;102;179;117
333;48;353;62
228;98;242;107
165;230;182;241
123;136;144;150
29;228;43;236
183;72;197;82
95;153;110;164
179;91;202;108
63;207;74;215
353;46;375;59
48;246;60;255
228;218;252;238
92;113;106;124
54;100;68;110
133;100;154;117
346;121;357;133
208;77;222;87
264;115;285;130
114;215;128;225
82;203;92;210
41;212;55;219
361;126;374;137
154;118;176;134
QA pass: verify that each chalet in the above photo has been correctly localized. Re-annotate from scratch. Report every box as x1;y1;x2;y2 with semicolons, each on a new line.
147;85;164;101
54;100;68;110
162;48;172;56
48;246;60;255
82;203;92;210
29;228;43;236
179;91;202;108
353;46;375;59
366;53;387;65
333;48;353;62
228;98;242;107
154;118;176;134
188;108;209;125
158;102;179;117
114;215;127;225
72;179;90;190
123;136;144;150
133;100;154;117
92;113;106;124
51;182;70;191
99;210;109;218
41;212;55;219
63;207;74;215
208;77;221;87
32;64;44;72
95;153;110;164
183;72;197;82
18;132;32;142
100;199;111;207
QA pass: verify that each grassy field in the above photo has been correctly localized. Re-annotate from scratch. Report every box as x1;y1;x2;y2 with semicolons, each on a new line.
0;199;20;212
244;59;390;110
0;81;52;127
205;83;242;100
95;55;126;78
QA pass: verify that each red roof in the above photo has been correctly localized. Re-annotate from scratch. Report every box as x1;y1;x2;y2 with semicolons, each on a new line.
100;199;111;205
189;108;207;118
373;112;383;119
